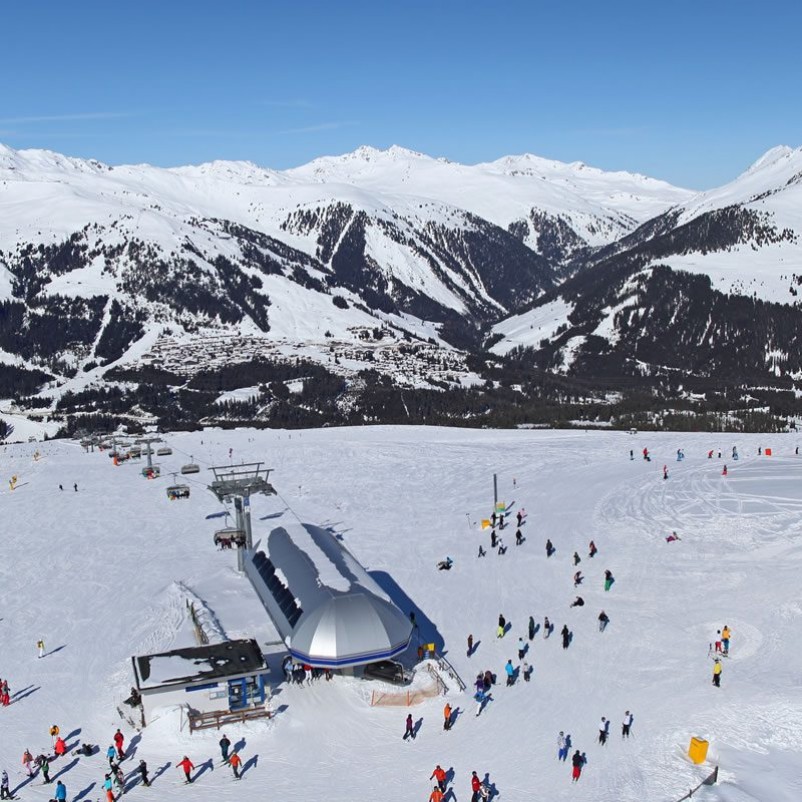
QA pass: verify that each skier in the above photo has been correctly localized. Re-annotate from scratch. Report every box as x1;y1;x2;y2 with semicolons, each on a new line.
218;733;231;763
483;670;493;690
106;745;116;767
54;736;67;758
504;659;515;686
708;450;713;459
622;710;634;738
103;774;114;802
38;639;46;658
54;780;67;802
471;771;482;802
59;484;64;491
499;513;505;529
176;756;195;783
443;702;453;730
1;770;9;801
598;610;610;631
544;616;551;638
666;531;681;543
570;596;585;608
571;750;583;782
73;483;78;492
229;751;242;779
430;786;445;802
712;658;722;687
138;759;149;787
629;449;634;461
477;544;486;557
22;748;34;777
604;570;615;591
474;689;488;717
522;659;530;681
497;614;506;638
663;464;668;480
722;625;731;655
643;447;649;460
39;754;51;783
490;529;497;548
114;766;125;795
722;464;728;476
598;717;609;745
516;510;523;527
515;529;523;545
557;731;568;761
714;630;722;654
403;713;415;740
490;512;496;527
573;551;581;566
561;625;570;649
113;729;125;760
430;765;447;792
545;539;555;557
496;538;506;555
528;615;535;640
467;634;473;656
573;570;583;587
589;540;598;558
517;637;526;660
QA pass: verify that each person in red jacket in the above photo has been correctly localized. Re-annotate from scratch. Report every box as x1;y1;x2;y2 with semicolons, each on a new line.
54;737;67;758
113;729;125;760
177;756;195;783
470;770;482;802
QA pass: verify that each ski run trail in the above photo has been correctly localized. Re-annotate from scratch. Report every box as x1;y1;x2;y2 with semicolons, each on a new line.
1;427;801;802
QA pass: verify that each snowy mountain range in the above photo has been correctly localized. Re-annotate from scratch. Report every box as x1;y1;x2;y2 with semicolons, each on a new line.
1;141;801;433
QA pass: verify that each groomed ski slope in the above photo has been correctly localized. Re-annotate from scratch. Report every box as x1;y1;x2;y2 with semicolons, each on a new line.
1;427;801;802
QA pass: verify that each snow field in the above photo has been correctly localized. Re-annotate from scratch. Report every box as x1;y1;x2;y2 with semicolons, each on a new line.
1;428;801;802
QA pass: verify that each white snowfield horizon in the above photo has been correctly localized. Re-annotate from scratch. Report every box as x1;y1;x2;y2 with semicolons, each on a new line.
1;426;801;802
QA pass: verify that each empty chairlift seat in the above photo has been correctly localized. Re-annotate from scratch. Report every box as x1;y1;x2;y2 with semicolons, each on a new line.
156;447;172;456
181;463;200;475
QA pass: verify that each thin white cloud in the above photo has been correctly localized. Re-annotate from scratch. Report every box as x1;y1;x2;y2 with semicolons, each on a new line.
278;121;358;134
0;112;134;125
262;99;313;109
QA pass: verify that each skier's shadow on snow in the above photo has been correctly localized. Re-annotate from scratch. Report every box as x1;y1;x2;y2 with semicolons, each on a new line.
52;757;79;781
443;789;457;802
369;571;444;655
195;758;214;780
468;640;480;656
482;774;499;800
242;754;258;776
151;761;171;784
11;773;37;796
127;733;142;759
64;740;80;753
445;767;456;786
259;510;287;521
234;737;246;753
73;781;96;801
450;708;463;727
11;684;40;703
46;645;67;657
65;728;81;740
412;718;424;738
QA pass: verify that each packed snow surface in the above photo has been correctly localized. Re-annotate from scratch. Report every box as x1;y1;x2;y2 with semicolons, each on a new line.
1;426;802;802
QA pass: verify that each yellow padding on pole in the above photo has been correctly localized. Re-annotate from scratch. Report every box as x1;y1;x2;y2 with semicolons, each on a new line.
688;737;709;764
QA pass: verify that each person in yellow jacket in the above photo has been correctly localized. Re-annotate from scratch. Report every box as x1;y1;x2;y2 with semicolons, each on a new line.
721;626;731;655
712;658;722;687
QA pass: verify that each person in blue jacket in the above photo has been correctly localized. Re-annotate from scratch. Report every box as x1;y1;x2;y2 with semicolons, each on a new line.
54;780;67;801
504;659;515;686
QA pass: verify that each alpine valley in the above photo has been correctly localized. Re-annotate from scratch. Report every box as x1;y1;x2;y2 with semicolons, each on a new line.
2;142;802;437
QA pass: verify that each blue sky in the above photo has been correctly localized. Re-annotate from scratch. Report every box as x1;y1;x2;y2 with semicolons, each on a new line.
1;1;799;188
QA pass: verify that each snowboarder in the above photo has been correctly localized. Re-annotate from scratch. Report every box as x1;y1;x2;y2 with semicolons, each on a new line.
712;658;722;687
176;756;195;783
571;750;583;782
229;751;242;779
589;540;597;558
604;570;615;591
1;770;10;801
544;616;551;638
113;729;125;760
430;765;447;792
504;659;515;686
403;713;415;740
598;610;610;631
497;614;506;638
467;634;473;656
528;615;535;640
54;780;67;802
573;551;581;566
622;710;634;737
722;625;731;655
598;717;609;745
570;596;585;608
557;731;568;761
561;625;570;649
517;637;526;660
666;531;681;543
219;734;231;763
573;570;583;587
443;702;452;730
138;759;149;787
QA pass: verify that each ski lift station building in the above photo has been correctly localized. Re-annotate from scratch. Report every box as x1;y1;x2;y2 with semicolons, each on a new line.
131;639;270;721
245;522;413;669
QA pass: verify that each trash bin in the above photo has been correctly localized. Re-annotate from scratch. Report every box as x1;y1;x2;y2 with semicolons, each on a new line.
688;737;709;764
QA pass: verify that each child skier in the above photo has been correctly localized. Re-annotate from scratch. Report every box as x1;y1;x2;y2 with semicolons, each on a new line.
176;756;195;783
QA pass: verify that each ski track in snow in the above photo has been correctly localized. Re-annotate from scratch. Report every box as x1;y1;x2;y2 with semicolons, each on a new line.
1;428;802;802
